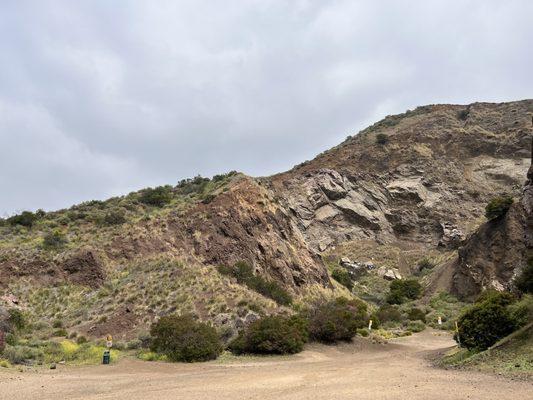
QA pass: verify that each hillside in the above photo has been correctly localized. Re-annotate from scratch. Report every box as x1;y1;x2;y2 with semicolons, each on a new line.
1;99;532;340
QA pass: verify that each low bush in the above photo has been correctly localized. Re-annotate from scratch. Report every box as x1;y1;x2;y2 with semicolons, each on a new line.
218;262;292;305
139;186;173;207
485;195;513;220
407;307;426;323
3;345;43;364
103;210;127;225
8;309;27;331
515;259;533;294
357;328;370;337
7;211;38;228
457;291;521;350
508;294;533;328
307;297;368;343
376;133;389;145
375;304;403;324
331;268;353;291
407;320;426;333
229;315;308;355
150;315;222;362
42;230;68;249
386;279;422;304
415;258;435;275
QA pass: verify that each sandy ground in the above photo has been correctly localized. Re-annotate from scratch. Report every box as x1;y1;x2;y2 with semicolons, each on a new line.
0;329;530;400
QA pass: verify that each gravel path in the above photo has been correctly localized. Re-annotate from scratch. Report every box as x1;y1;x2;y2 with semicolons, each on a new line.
0;329;530;400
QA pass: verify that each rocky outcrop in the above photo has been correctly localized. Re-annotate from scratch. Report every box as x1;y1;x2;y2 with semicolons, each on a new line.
272;101;532;254
451;120;532;299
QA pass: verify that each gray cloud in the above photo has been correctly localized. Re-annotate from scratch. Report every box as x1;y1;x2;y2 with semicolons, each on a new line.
1;0;532;215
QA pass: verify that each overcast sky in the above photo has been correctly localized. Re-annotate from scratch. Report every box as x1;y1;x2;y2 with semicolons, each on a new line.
0;0;532;215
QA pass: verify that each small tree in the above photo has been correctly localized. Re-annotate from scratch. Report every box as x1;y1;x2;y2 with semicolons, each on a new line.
485;196;513;220
150;315;222;362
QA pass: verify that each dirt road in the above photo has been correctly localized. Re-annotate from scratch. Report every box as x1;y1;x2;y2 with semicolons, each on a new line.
0;330;530;400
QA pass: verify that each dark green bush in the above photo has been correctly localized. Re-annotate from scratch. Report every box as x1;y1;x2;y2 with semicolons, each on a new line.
457;291;519;350
485;195;513;220
8;309;27;331
457;109;469;120
218;262;292;306
229;315;307;355
7;211;38;228
415;258;435;275
407;307;426;323
332;268;353;291
516;260;533;294
42;230;68;249
307;297;368;343
139;186;173;207
387;279;422;304
103;210;127;225
375;304;403;323
150;314;222;362
376;133;389;145
176;175;210;195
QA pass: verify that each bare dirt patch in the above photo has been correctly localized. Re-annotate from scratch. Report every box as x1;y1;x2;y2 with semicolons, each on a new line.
0;329;530;400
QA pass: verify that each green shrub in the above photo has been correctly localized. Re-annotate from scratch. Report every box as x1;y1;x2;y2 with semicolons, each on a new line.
516;260;533;294
485;195;513;220
53;329;68;337
415;258;435;275
76;336;88;345
307;297;368;343
139;186;173;207
8;309;27;331
229;315;307;355
407;320;426;333
42;230;68;249
150;315;222;362
457;291;519;350
387;279;422;304
218;262;292;305
457;109;469;120
376;133;389;145
508;294;533;328
357;328;370;337
332;268;353;291
3;345;43;364
103;210;127;225
7;211;38;228
52;319;63;329
376;304;403;323
407;308;426;323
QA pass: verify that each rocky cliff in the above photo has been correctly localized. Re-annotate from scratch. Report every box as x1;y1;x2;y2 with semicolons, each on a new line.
452;122;533;300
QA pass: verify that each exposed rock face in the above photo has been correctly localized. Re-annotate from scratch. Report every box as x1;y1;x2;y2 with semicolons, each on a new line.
451;117;532;300
272;101;532;255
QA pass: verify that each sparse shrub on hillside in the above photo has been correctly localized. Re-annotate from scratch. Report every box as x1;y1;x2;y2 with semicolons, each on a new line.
457;291;520;351
3;345;43;364
407;320;426;333
7;211;38;228
103;209;127;225
375;304;403;324
457;109;470;121
407;307;426;323
485;195;513;220
150;314;222;362
139;186;173;207
229;315;308;355
42;230;67;250
332;268;353;291
217;262;292;306
515;259;533;294
307;297;368;343
376;133;389;145
386;279;422;304
415;258;435;275
8;309;27;331
176;175;211;195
